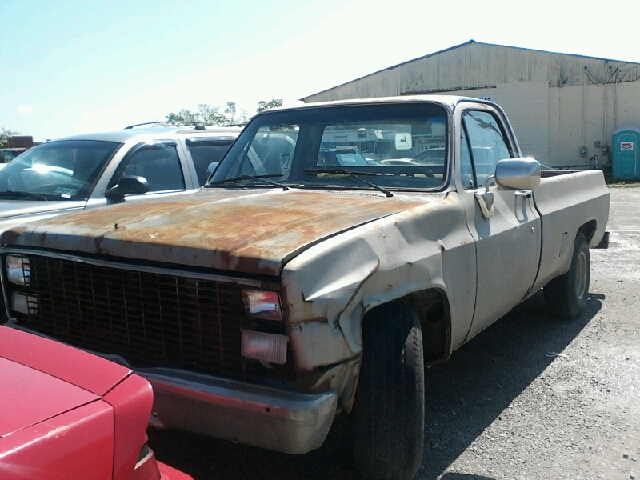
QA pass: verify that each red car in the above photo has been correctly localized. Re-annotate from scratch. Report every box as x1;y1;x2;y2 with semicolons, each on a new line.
0;326;192;480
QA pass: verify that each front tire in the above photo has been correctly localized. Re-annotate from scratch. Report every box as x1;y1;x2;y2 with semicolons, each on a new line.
544;232;590;319
353;301;425;480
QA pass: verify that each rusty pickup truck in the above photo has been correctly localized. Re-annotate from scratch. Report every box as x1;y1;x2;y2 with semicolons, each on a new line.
0;96;610;480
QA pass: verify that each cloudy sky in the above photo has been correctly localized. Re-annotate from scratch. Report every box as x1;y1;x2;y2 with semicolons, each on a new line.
2;0;639;141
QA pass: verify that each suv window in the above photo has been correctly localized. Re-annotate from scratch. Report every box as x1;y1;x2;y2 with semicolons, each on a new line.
110;142;185;192
186;137;236;185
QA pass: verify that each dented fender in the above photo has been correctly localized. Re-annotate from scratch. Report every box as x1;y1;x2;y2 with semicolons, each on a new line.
282;192;477;404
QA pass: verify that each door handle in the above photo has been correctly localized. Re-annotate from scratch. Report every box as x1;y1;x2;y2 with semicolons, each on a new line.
475;176;497;219
514;190;533;198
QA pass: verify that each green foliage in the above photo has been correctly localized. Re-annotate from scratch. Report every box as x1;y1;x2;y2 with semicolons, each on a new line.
164;99;283;127
257;98;283;113
0;127;21;148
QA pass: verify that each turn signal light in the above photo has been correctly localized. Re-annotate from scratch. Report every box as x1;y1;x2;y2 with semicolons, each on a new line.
242;290;282;321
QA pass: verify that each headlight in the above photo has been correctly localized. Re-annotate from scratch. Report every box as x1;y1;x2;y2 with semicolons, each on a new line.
242;290;282;321
6;255;30;285
241;330;288;364
11;292;38;315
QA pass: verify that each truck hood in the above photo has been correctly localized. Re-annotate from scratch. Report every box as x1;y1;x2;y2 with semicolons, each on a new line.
2;188;427;275
0;199;86;219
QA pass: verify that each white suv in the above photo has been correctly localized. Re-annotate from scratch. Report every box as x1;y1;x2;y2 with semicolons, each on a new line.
0;125;241;233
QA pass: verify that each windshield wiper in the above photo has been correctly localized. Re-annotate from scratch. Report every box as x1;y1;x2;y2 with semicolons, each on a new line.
0;190;50;201
208;174;289;191
303;169;394;198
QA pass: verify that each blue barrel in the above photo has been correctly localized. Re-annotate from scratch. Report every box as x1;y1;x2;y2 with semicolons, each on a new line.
612;127;640;179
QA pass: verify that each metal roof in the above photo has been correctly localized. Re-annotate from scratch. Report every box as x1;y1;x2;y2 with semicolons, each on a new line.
301;40;640;101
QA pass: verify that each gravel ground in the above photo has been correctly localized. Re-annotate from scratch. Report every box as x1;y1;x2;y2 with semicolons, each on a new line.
149;186;640;480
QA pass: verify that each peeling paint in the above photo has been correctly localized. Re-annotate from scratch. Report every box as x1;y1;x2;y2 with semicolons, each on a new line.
3;189;425;276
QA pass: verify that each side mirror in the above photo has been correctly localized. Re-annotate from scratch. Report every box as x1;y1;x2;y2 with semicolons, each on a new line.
207;161;220;175
494;158;541;190
105;175;150;200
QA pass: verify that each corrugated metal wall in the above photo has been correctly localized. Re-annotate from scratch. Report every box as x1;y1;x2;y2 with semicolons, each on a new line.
304;42;639;102
302;42;640;167
452;82;550;163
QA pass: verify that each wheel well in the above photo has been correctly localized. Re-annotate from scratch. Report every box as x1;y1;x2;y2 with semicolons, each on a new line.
406;289;451;364
578;220;597;243
362;290;451;364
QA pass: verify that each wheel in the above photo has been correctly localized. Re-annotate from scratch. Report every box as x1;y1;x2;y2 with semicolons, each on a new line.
544;232;590;319
353;301;424;480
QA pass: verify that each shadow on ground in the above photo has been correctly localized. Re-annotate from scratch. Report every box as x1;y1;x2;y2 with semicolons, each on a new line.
148;291;603;480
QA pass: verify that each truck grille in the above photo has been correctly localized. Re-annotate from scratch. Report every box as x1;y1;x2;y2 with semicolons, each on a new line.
13;255;291;383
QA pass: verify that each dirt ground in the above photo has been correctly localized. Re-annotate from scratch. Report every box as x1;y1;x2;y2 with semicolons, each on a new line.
148;186;640;480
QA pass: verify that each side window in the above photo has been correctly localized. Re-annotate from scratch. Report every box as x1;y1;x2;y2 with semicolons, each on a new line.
232;128;298;178
109;143;185;193
186;138;235;186
462;111;513;187
460;128;475;189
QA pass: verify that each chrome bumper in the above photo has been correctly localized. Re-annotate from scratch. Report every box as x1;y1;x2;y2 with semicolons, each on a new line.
140;368;338;455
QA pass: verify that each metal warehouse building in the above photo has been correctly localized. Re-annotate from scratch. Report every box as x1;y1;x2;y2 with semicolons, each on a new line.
302;40;640;169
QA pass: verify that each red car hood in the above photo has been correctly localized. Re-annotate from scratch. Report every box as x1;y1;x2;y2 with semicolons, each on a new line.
2;188;426;275
0;327;132;437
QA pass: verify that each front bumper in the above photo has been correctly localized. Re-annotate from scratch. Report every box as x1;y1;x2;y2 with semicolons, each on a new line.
141;368;338;455
2;322;338;455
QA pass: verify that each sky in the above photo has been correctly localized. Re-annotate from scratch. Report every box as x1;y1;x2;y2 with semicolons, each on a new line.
2;0;639;142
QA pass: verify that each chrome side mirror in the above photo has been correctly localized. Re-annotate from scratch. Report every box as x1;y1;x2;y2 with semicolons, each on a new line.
494;158;541;191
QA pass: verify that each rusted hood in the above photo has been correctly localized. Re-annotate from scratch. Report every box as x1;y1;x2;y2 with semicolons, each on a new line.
2;188;427;275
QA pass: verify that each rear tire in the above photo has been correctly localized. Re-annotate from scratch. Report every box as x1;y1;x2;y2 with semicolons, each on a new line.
544;232;590;319
353;301;424;480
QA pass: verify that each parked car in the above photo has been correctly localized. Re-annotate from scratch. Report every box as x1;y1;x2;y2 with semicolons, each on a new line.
0;125;241;235
0;96;609;480
0;148;28;164
0;326;192;480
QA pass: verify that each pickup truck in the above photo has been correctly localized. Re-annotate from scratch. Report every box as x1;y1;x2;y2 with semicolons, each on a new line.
0;96;610;480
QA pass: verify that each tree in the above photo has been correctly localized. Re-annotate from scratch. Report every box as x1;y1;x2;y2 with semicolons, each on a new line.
257;98;283;113
224;102;236;124
197;104;227;125
164;98;283;127
0;128;21;148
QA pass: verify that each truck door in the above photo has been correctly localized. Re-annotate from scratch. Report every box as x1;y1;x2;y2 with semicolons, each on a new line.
456;105;541;340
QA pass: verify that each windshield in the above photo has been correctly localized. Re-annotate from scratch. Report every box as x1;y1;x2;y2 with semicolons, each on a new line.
210;103;448;191
0;140;121;200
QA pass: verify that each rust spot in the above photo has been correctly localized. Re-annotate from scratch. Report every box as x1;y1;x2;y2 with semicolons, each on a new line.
1;226;27;246
289;317;327;325
6;190;426;276
295;369;331;393
40;232;47;246
93;235;105;252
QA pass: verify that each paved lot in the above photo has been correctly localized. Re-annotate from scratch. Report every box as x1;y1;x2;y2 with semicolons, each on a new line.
149;186;640;480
